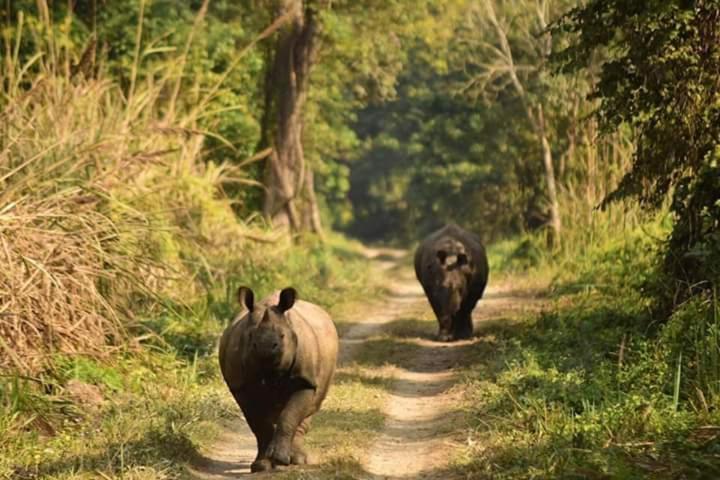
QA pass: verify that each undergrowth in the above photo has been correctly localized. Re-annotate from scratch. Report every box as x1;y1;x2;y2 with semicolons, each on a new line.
0;7;381;478
457;213;720;478
0;234;379;479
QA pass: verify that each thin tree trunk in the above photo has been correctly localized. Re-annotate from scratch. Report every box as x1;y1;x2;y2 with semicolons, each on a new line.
304;167;325;238
484;0;561;246
260;0;323;235
537;105;562;247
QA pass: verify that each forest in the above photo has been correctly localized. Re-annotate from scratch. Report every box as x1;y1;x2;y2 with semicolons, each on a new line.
1;0;719;478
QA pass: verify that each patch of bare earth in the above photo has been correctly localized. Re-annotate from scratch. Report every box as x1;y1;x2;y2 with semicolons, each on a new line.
188;422;258;478
188;249;546;479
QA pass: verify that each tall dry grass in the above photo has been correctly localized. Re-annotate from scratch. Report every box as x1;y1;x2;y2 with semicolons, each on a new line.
0;7;269;374
555;127;653;254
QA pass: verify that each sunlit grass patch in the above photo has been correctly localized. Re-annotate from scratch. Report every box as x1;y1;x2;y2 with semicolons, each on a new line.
453;286;720;478
453;217;720;478
0;350;232;480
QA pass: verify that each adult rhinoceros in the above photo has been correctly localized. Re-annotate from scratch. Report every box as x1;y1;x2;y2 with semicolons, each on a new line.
414;224;489;341
219;287;338;472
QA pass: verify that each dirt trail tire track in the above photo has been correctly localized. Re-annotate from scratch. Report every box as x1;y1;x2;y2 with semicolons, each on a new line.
188;249;545;479
362;345;462;480
361;272;546;479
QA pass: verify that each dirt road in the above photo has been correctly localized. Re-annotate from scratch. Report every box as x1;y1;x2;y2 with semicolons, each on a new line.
188;250;544;479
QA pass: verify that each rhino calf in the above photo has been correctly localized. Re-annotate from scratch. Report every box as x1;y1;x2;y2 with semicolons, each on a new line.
414;224;489;341
219;287;338;472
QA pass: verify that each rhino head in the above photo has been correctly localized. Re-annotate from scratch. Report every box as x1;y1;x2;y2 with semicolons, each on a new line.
237;286;299;377
432;248;471;341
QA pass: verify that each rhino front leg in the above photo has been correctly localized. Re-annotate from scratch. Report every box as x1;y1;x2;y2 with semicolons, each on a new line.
237;398;275;473
266;389;315;467
437;315;454;342
291;416;312;465
248;417;275;472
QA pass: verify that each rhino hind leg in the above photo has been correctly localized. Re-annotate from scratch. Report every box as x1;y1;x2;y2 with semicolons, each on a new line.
437;327;453;342
291;416;312;465
452;312;473;340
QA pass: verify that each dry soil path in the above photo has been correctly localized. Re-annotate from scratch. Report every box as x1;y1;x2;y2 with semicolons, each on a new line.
188;248;544;479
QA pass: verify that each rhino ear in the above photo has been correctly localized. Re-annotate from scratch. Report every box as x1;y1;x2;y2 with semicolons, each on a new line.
436;250;448;265
237;286;254;312
278;287;297;312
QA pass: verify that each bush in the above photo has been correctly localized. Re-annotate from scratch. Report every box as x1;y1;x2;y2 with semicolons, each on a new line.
0;15;273;374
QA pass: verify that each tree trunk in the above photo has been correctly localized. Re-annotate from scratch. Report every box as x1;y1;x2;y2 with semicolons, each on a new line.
304;167;324;237
536;105;562;247
483;0;561;247
260;0;323;235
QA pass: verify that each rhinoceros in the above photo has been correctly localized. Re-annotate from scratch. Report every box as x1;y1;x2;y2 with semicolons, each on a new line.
414;224;489;341
219;287;338;472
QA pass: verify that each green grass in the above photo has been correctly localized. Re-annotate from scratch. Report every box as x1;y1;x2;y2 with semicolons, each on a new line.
300;365;393;475
453;221;720;479
1;351;232;479
0;234;381;480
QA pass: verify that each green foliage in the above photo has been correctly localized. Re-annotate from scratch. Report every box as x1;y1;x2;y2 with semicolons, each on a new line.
556;0;720;312
309;0;470;233
457;231;720;478
0;15;268;371
492;236;547;272
659;292;720;407
2;0;266;210
348;47;537;243
0;351;231;479
345;0;633;246
54;357;124;392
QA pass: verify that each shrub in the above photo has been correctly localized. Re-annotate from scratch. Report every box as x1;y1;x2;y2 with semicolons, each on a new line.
0;17;265;373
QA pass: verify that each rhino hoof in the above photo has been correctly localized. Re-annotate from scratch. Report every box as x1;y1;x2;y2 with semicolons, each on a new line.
438;332;453;342
268;442;292;466
454;331;472;340
291;447;308;465
272;450;291;467
251;458;272;472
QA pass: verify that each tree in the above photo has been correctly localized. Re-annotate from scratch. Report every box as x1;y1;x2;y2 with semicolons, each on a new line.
259;0;467;235
347;46;538;243
556;0;720;310
455;0;575;247
259;0;324;235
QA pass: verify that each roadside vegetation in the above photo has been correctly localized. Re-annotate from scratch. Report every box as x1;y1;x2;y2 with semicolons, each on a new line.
449;2;720;477
0;3;382;477
2;1;720;479
0;230;379;479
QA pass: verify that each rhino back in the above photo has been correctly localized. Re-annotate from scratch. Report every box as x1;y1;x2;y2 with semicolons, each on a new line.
415;224;489;293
